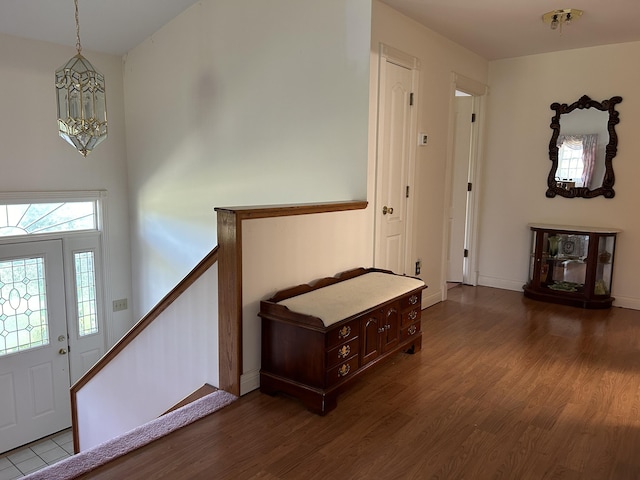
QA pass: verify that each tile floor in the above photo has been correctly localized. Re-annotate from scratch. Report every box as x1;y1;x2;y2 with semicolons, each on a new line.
0;429;73;479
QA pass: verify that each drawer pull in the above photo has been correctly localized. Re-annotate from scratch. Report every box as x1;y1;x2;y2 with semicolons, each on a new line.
337;345;351;359
338;325;351;339
338;363;351;377
408;324;417;335
377;327;386;333
409;309;418;320
409;294;418;305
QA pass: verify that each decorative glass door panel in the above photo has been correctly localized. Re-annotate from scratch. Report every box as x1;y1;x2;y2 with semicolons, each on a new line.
0;257;50;356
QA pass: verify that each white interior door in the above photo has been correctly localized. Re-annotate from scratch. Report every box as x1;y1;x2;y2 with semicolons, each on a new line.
375;59;414;275
447;95;473;282
0;240;71;454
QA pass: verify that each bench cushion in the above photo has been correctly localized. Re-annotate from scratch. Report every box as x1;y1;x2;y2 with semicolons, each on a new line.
277;272;425;327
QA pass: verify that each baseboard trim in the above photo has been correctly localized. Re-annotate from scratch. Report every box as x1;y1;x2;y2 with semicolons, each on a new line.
611;295;640;311
240;370;260;396
477;275;525;292
422;289;442;309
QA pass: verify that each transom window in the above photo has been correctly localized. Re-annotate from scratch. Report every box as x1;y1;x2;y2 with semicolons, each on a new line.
0;201;96;238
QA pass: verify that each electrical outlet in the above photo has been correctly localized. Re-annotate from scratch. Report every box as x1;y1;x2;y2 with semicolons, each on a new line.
113;298;128;312
415;260;421;276
418;133;428;146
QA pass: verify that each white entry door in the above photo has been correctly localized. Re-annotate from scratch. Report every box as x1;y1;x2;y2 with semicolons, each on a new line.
0;240;71;453
374;58;414;274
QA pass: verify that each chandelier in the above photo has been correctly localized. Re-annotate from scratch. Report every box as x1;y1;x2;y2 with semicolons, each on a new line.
542;8;583;33
55;0;107;157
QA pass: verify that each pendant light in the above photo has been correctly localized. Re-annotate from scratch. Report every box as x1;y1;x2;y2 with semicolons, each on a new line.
55;0;107;157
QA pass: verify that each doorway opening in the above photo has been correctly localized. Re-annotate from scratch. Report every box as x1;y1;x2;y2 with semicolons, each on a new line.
444;74;487;295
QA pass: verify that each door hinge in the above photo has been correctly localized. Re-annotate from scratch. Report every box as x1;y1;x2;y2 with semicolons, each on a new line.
406;185;410;198
471;113;476;123
467;182;472;192
464;249;469;258
409;93;414;106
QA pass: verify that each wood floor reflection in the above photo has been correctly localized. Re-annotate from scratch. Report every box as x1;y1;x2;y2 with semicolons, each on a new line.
78;285;640;480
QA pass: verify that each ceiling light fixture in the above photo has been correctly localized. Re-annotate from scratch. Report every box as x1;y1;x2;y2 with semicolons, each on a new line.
542;8;583;34
55;0;107;157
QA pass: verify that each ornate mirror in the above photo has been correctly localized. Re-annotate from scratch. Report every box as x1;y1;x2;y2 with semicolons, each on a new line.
546;95;622;198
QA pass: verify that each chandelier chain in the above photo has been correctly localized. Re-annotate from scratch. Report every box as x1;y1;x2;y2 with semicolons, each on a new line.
75;0;82;54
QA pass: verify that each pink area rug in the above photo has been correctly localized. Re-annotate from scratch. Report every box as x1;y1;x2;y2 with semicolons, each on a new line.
24;390;237;480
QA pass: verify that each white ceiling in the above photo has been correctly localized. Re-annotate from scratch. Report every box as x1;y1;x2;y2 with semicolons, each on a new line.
0;0;200;56
0;1;639;59
380;0;640;60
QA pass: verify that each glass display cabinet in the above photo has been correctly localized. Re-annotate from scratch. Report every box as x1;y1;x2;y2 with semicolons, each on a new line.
523;223;620;308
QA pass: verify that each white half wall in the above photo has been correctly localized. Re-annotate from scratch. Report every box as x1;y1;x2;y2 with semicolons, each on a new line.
75;265;218;451
241;208;373;394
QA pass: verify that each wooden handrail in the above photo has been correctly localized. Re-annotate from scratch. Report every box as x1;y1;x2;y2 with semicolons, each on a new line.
71;246;219;452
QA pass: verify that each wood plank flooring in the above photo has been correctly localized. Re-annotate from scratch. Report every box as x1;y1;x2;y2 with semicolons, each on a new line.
77;286;640;479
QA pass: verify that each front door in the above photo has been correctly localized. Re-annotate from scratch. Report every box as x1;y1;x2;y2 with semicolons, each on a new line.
0;240;71;453
374;58;414;274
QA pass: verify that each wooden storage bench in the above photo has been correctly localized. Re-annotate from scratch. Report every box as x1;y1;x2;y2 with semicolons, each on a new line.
259;267;426;414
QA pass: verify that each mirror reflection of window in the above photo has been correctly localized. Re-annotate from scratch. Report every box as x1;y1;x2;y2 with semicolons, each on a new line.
556;134;598;189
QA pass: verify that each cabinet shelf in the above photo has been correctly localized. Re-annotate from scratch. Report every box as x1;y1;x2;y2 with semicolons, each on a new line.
524;224;619;309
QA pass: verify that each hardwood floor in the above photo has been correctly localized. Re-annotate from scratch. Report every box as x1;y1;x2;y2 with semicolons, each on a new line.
78;286;640;479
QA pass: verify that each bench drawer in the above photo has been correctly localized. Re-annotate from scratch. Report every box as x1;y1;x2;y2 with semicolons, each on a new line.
401;306;421;327
326;354;360;387
327;337;360;369
327;319;359;348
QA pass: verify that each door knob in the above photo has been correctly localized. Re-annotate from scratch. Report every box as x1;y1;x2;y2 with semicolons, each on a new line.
382;206;394;215
59;348;68;355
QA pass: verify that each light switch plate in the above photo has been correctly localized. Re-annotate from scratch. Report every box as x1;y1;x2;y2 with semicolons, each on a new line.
113;298;128;312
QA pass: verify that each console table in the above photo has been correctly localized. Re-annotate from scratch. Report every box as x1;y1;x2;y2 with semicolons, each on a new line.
259;267;426;414
523;223;619;309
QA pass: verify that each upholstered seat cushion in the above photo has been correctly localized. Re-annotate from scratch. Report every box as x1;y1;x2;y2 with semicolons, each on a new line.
277;272;424;327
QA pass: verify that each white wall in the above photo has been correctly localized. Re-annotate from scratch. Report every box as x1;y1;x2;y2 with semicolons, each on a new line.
0;33;133;344
123;0;372;318
241;209;373;393
370;2;489;304
75;265;218;451
480;41;640;309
